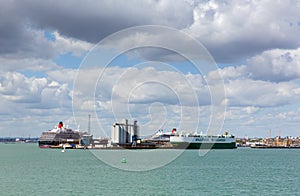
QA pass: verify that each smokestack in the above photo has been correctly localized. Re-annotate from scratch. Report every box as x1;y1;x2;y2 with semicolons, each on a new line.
88;114;91;134
58;122;63;129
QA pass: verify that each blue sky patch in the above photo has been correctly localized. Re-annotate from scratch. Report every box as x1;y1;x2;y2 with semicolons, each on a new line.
44;31;56;42
54;52;82;69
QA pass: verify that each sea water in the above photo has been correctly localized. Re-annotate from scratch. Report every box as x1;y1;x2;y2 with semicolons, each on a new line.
0;143;299;195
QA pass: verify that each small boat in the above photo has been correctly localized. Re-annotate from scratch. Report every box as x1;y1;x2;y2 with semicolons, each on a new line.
61;145;66;153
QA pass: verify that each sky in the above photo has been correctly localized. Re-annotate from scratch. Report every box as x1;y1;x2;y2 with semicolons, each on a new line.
0;0;300;138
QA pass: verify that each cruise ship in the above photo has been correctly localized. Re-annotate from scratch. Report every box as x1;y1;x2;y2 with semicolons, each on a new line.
38;122;90;148
170;131;236;149
150;128;177;141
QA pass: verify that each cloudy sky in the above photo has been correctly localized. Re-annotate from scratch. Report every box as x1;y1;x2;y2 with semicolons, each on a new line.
1;0;300;138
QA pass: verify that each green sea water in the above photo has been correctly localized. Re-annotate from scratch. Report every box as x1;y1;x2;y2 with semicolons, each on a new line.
0;143;300;195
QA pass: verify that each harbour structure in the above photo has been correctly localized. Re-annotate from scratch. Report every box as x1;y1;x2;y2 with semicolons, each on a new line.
0;137;38;143
236;130;300;148
250;136;300;148
111;119;139;145
38;120;236;149
111;119;156;149
170;131;236;149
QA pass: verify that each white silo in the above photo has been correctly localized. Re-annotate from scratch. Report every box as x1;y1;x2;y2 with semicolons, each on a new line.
111;119;140;145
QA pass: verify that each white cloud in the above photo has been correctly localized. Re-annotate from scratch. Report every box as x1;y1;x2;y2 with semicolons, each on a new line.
0;71;76;136
207;66;247;82
46;68;78;85
0;56;59;72
0;29;92;73
1;0;193;46
242;106;259;114
1;0;299;67
225;79;300;107
246;48;300;82
0;71;72;108
0;72;47;103
53;32;93;57
71;65;224;136
2;63;300;137
1;0;300;138
204;47;300;109
206;47;300;83
186;0;300;62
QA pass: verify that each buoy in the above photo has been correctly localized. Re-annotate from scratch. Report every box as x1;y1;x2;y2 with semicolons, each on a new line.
121;157;127;163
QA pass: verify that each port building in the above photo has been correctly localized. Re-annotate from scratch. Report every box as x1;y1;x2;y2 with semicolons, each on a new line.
111;119;139;145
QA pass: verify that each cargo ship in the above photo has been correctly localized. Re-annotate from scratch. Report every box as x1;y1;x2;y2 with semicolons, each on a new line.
38;122;91;148
170;131;236;149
